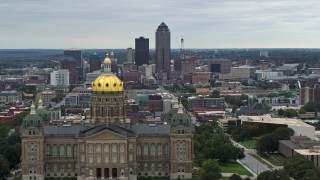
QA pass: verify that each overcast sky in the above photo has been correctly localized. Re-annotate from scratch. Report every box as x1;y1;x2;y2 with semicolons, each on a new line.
1;0;320;49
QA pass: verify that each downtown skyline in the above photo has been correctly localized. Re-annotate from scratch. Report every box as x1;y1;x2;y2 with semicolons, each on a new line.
1;0;320;49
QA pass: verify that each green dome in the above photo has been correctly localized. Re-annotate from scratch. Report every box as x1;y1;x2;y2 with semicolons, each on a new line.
23;113;43;127
168;105;190;126
23;102;43;127
36;108;48;120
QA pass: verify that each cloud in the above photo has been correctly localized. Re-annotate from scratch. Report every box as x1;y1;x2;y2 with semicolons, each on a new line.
0;0;320;48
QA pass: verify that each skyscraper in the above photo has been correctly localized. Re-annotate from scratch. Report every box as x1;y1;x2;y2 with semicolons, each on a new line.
156;22;170;74
64;49;82;68
63;49;83;83
135;37;149;66
89;53;101;72
127;48;134;63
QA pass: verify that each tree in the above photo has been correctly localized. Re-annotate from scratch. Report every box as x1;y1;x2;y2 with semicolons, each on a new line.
229;174;242;180
256;134;278;153
210;90;220;98
304;167;320;180
61;105;66;116
277;109;284;116
284;156;315;180
283;109;298;118
200;159;222;180
257;170;290;180
289;84;296;90
0;154;10;178
273;127;294;140
241;81;249;86
15;110;30;126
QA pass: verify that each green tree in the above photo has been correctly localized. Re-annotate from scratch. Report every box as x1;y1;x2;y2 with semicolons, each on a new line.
304;167;320;180
241;81;249;86
256;134;278;153
61;105;66;116
278;109;284;116
0;154;10;178
283;109;298;118
284;156;315;180
273;127;294;140
200;159;222;180
15;110;30;126
257;170;290;180
210;90;220;98
229;174;242;180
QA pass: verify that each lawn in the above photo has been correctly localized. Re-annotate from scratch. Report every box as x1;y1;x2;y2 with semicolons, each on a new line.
239;140;257;149
219;162;253;176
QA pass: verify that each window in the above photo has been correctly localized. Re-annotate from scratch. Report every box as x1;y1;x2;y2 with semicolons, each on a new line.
67;164;72;170
89;154;93;163
89;169;93;176
104;144;109;163
120;144;125;153
89;144;94;153
164;144;169;157
129;143;133;151
143;144;148;157
112;153;117;163
129;153;133;161
150;144;155;156
59;145;64;157
112;144;117;153
67;145;71;157
46;145;50;157
157;144;162;156
80;143;85;152
73;145;78;157
96;144;101;153
120;153;125;163
137;144;141;157
81;154;85;162
96;153;101;163
53;145;57;157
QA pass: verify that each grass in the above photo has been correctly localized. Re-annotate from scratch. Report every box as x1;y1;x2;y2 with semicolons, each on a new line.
219;162;253;176
239;140;257;149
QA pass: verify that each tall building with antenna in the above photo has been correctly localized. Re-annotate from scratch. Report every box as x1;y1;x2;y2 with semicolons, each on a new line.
156;22;171;74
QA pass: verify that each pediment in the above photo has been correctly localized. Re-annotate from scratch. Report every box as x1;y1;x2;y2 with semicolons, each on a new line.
86;129;126;140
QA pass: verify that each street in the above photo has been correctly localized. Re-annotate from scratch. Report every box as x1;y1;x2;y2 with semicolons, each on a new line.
231;139;272;175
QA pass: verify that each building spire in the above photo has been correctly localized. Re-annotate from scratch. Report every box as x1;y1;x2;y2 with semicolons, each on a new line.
30;102;36;114
103;52;112;74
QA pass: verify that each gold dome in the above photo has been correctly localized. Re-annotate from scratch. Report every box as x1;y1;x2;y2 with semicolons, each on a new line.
104;57;111;63
92;74;124;92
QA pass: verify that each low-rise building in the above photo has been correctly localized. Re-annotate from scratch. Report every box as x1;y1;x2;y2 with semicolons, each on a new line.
0;90;22;104
239;115;315;139
188;96;225;110
41;89;56;103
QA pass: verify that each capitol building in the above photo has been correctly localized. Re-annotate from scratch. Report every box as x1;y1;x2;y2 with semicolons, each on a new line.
21;55;194;180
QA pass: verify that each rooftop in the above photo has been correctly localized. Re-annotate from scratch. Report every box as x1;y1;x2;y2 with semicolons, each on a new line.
239;115;313;127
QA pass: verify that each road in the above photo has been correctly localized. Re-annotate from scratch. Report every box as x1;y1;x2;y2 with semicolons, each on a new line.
231;139;272;175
